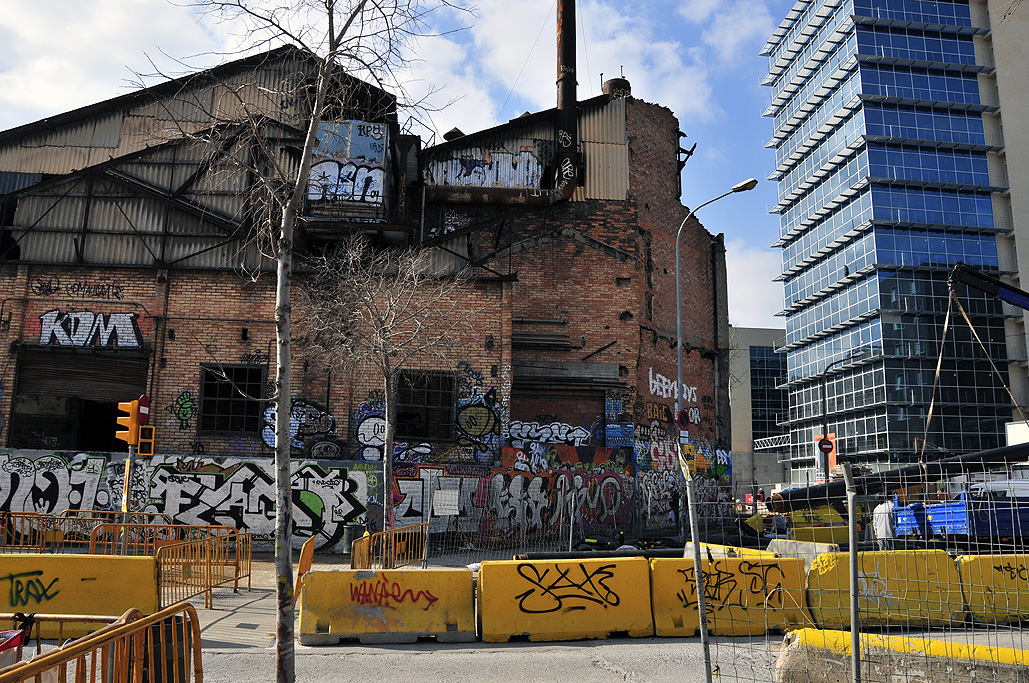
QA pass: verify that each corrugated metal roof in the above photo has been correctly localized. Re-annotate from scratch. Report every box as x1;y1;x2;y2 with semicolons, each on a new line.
0;171;41;195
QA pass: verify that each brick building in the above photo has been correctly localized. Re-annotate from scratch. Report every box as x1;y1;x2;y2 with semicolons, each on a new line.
0;47;729;549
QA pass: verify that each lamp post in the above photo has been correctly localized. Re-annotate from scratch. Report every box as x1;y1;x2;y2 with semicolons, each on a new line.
674;177;756;683
819;350;866;481
674;178;758;423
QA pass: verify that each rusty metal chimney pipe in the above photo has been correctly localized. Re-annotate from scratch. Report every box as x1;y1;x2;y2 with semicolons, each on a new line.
555;0;578;193
425;0;579;207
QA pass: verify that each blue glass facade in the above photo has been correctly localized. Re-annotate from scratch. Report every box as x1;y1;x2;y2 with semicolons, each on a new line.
763;0;1009;479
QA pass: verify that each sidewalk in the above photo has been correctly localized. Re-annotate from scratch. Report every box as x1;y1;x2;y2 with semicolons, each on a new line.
193;553;349;650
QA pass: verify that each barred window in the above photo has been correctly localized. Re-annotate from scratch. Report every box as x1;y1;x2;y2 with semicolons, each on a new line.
199;365;265;433
396;370;455;441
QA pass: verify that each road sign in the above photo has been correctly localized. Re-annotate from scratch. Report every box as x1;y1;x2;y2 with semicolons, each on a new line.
677;409;690;430
137;394;150;426
818;437;834;454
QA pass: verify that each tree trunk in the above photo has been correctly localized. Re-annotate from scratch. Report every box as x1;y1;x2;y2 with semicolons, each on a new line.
274;204;295;683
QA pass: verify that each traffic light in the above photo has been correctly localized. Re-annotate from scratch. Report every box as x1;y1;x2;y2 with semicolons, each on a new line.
116;400;139;446
137;425;156;456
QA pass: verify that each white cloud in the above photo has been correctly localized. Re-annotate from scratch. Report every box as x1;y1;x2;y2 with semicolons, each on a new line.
677;0;721;24
0;1;231;130
725;238;783;329
702;1;776;65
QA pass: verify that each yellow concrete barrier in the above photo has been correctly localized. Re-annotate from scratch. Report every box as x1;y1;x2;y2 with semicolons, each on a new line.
807;550;965;628
651;556;812;637
775;627;1029;683
683;542;779;559
957;553;1029;623
298;568;475;644
478;557;654;642
0;554;159;638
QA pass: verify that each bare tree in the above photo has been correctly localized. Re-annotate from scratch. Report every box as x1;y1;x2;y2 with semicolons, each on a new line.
1000;0;1023;23
144;2;467;680
294;234;481;532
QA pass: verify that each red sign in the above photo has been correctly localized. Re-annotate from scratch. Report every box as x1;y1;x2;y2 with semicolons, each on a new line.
818;437;834;454
137;394;150;426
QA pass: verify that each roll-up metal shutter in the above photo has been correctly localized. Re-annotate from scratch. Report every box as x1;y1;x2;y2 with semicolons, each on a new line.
16;349;149;402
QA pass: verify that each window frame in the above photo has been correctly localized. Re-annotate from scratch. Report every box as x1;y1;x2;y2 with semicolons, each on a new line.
395;369;456;442
198;364;267;435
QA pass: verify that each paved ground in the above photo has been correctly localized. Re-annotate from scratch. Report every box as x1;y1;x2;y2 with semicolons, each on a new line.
194;552;342;649
192;552;1029;682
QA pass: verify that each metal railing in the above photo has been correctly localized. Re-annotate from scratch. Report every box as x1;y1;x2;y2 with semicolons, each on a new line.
89;523;252;597
0;602;203;683
350;523;428;570
0;513;45;553
0;613;121;658
156;539;215;609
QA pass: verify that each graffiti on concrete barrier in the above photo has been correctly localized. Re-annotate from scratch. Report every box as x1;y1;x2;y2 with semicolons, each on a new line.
350;573;439;611
514;562;620;613
676;560;788;615
39;309;144;348
994;561;1029;581
2;570;60;608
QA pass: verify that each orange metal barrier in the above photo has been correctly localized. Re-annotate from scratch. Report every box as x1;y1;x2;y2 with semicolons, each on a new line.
53;510;175;553
0;513;45;553
350;523;428;570
89;524;252;606
294;536;317;606
0;602;203;683
156;540;215;609
232;531;252;591
1;613;121;657
89;523;185;556
60;509;173;525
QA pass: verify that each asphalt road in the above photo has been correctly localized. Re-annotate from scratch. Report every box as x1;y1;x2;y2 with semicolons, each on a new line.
203;639;776;683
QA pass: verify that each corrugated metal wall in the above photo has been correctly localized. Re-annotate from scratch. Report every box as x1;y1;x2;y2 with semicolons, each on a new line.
7;136;273;270
0;54;310;177
422;97;629;202
577;96;628;201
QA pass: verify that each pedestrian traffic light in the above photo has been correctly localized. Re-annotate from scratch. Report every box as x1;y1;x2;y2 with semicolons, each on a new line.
116;400;139;446
137;425;156;456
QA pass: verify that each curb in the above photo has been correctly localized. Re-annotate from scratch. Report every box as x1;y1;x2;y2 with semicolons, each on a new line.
775;628;1029;682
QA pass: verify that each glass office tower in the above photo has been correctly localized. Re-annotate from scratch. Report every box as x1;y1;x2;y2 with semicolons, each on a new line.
763;0;1010;483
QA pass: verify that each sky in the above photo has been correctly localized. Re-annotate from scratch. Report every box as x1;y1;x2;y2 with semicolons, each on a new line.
0;0;796;330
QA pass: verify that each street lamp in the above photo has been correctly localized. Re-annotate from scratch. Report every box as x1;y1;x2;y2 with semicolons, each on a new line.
674;177;756;683
674;178;758;422
819;350;866;481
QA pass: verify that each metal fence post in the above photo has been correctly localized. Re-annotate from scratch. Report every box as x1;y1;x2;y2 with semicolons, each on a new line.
685;474;713;683
843;463;861;683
